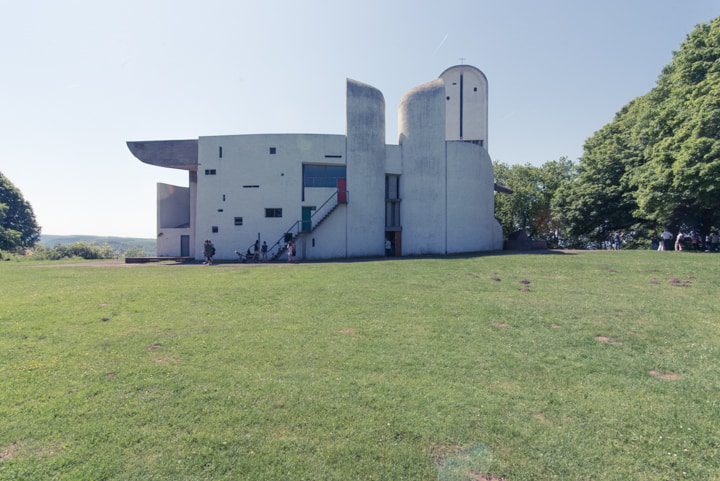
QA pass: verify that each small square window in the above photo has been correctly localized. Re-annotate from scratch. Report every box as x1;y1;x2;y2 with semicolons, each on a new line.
211;226;219;233
218;209;223;212
269;147;276;154
446;96;450;100
234;217;243;226
265;208;282;218
473;87;478;92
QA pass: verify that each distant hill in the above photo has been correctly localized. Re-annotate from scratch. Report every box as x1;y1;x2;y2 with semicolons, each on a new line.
40;235;156;256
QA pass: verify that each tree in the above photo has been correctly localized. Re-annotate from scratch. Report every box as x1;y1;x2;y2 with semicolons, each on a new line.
555;16;720;243
0;172;41;251
494;157;576;246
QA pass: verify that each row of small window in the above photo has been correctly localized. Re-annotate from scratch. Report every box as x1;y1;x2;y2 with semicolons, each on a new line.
210;209;283;232
218;147;277;158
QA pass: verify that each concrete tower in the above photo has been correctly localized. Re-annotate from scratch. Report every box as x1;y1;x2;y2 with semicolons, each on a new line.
439;65;489;149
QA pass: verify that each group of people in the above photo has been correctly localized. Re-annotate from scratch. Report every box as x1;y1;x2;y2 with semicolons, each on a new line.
237;239;269;263
206;236;300;264
604;232;624;250
656;229;720;252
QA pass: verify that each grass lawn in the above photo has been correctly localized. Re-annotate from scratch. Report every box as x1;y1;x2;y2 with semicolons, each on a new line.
0;251;719;480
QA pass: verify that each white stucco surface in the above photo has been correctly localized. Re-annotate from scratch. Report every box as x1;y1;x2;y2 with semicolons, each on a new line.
195;133;347;260
398;79;448;255
346;79;386;257
440;65;489;148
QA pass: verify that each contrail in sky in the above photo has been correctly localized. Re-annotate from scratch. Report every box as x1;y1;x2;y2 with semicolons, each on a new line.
432;33;449;55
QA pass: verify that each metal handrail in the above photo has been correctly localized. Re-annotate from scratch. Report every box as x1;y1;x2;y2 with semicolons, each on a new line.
265;189;348;261
266;220;300;259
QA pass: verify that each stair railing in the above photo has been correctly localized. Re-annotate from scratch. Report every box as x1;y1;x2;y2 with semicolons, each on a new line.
266;220;300;260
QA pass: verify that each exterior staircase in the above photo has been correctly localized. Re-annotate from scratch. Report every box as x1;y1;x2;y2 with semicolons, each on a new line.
267;189;346;262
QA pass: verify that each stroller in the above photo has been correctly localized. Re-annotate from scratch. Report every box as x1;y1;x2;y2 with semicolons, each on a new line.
234;248;255;263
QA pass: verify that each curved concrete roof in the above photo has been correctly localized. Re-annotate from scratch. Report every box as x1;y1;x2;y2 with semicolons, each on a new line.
438;64;488;83
399;78;445;106
127;139;198;171
346;78;385;106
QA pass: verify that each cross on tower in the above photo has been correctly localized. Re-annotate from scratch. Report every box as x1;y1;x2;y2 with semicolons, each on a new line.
459;57;466;64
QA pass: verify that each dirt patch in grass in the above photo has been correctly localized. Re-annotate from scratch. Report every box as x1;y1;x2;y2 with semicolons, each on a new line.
595;335;622;345
669;277;692;288
0;443;20;462
337;327;358;336
106;372;116;380
519;279;531;285
98;303;109;307
100;317;111;322
649;370;681;381
490;273;502;282
493;322;510;329
649;278;660;285
549;323;561;329
147;342;162;351
468;472;506;481
533;412;551;424
519;287;531;292
152;355;180;365
607;268;618;273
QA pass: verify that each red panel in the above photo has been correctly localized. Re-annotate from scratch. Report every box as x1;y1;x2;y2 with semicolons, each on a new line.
337;178;347;204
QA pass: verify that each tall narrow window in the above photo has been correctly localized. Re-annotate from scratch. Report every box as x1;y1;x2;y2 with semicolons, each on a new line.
219;146;223;158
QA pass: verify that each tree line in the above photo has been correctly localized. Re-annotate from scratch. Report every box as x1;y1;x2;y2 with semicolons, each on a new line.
495;16;720;248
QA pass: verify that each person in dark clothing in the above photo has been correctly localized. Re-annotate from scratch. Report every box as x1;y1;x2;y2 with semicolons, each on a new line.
261;241;268;261
203;240;215;265
253;240;260;262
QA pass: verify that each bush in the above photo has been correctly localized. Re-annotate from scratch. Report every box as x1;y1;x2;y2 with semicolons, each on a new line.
31;242;117;260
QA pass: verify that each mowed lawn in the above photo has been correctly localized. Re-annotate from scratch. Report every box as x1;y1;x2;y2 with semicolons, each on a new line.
0;252;719;481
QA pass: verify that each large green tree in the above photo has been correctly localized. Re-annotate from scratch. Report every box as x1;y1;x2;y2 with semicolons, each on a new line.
0;172;41;250
494;157;576;245
554;17;720;242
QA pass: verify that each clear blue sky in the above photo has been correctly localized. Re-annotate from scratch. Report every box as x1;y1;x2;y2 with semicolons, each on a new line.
1;0;718;238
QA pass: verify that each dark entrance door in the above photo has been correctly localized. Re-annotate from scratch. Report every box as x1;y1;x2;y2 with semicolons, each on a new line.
301;206;314;233
180;235;190;256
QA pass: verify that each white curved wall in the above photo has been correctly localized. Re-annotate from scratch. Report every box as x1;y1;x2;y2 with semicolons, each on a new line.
446;142;502;252
398;79;447;255
346;79;386;257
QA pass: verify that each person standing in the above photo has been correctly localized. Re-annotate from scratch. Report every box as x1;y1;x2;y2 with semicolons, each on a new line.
661;229;673;251
613;232;622;251
712;231;720;252
675;231;684;251
261;241;268;261
253;239;260;262
385;238;392;256
287;240;294;263
204;239;215;265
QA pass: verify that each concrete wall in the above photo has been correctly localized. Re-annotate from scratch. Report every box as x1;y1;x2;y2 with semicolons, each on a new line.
446;142;502;252
157;227;192;256
398;79;448;255
346;79;386;257
157;183;190;229
385;144;401;175
195;133;347;260
439;65;488;149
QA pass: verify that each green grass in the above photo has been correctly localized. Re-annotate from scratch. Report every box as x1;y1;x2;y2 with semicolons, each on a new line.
0;251;719;480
